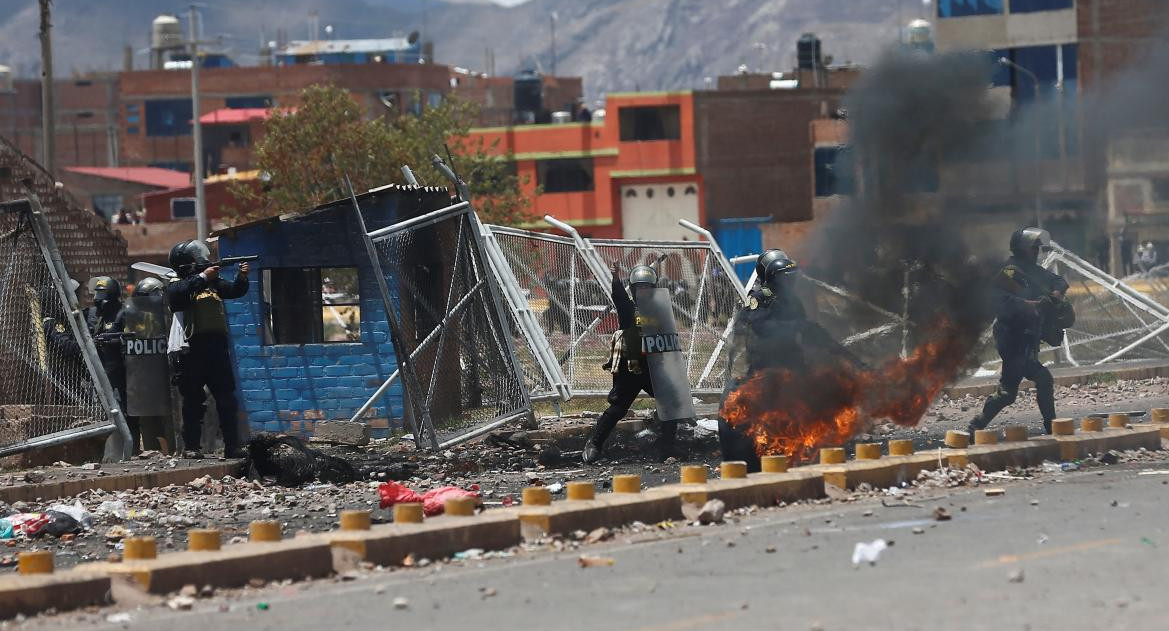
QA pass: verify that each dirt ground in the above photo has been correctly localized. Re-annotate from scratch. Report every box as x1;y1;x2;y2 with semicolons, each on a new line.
0;377;1166;573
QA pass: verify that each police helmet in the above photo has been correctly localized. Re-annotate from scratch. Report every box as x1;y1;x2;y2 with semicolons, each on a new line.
88;276;121;306
764;253;799;282
1009;227;1051;263
168;240;212;276
133;276;166;297
628;265;658;288
755;249;787;279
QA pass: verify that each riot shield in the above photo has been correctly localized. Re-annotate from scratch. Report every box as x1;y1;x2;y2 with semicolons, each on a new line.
634;286;696;422
122;294;171;417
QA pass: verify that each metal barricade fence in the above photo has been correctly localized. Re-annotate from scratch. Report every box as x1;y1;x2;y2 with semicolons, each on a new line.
0;198;130;457
359;199;532;449
1038;243;1169;366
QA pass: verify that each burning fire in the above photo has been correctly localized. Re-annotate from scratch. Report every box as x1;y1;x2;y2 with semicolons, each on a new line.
720;319;973;463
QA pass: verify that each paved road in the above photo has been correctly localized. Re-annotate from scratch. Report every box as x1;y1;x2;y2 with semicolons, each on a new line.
38;458;1169;631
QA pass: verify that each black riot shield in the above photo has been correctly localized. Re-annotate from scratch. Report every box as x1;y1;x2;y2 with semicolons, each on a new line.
122;293;171;416
634;286;696;422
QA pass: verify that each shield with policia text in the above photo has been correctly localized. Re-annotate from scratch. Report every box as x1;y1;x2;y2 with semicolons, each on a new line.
122;292;171;417
634;285;696;422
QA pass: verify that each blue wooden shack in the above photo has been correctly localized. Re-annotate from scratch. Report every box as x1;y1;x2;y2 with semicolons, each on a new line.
213;185;451;437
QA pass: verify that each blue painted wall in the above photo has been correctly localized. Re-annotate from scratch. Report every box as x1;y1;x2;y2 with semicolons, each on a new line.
714;217;769;283
216;187;449;437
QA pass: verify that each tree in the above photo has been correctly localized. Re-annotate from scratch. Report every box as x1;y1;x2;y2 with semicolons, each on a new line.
227;84;532;225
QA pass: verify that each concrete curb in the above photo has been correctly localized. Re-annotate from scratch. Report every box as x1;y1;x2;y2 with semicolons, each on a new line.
89;536;334;595
514;488;683;539
3;419;1166;620
0;570;110;618
0;460;245;504
327;511;521;567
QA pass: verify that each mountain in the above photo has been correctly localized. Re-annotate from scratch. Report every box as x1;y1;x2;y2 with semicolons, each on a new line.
0;0;909;98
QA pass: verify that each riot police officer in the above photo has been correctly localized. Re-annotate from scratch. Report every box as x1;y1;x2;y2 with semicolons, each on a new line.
166;240;250;459
46;276;140;452
720;251;856;470
582;263;684;464
123;277;176;453
968;228;1072;436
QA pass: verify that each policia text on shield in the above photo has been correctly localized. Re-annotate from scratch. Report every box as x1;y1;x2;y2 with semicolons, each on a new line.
582;262;696;464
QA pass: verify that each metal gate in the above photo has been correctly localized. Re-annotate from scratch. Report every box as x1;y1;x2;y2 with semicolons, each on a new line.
0;197;131;458
353;191;532;450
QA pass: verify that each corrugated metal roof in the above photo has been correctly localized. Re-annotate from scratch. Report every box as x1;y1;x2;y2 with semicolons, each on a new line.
64;166;190;189
281;38;414;56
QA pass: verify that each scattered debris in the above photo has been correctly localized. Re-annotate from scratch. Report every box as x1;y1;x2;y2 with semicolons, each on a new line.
985;488;1006;497
933;507;952;521
378;481;479;516
851;539;888;566
1008;569;1025;583
696;499;726;525
578;555;616;568
585;527;612;544
912;527;925;535
167;595;196;610
393;597;409;609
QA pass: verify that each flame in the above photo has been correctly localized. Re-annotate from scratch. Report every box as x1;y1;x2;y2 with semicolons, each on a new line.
720;318;972;463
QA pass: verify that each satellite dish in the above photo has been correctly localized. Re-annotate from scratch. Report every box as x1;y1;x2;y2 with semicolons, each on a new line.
407;30;420;44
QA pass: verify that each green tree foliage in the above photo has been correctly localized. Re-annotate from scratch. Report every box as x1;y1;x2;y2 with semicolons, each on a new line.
228;84;532;225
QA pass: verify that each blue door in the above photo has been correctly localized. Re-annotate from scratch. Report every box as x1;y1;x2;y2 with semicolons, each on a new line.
714;218;770;283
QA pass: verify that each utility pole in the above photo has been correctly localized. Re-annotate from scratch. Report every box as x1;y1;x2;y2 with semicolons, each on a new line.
188;5;208;241
38;0;55;177
550;12;557;76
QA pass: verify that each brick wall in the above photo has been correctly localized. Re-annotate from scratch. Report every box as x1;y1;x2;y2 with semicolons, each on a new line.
215;186;450;437
694;88;845;224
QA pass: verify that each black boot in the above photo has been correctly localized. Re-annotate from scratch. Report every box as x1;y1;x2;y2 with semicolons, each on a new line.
582;440;603;464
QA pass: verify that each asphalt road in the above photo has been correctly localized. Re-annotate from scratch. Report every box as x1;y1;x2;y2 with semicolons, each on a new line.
37;457;1169;631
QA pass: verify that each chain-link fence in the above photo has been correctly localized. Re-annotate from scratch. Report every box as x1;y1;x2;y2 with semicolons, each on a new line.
0;199;125;456
1035;244;1169;366
364;203;531;448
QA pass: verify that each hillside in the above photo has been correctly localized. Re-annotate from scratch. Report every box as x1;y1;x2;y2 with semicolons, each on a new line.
0;0;909;98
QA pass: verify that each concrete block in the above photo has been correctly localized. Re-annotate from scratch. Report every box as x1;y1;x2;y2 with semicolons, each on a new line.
312;420;371;446
855;443;882;460
0;570;111;619
945;430;970;448
817;454;939;491
820;448;846;464
974;430;999;445
1108;413;1129;428
1051;418;1075;435
1082;417;1104;432
514;489;683;539
1152;408;1169;423
100;537;335;594
888;439;914;456
660;469;824;510
1004;426;1029;442
965;441;1059;471
328;512;520;566
1034;426;1161;461
760;455;789;472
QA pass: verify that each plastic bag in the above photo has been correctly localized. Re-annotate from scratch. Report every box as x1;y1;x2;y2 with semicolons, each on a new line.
47;500;93;530
852;539;888;566
377;482;478;516
39;511;82;538
6;513;51;537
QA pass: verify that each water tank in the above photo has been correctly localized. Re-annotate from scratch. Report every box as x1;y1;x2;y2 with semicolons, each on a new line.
151;15;182;50
0;65;12;93
907;20;933;46
514;70;543;114
797;33;822;70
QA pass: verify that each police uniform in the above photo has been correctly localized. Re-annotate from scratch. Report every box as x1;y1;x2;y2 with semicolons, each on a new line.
46;278;141;451
582;272;678;463
969;230;1070;435
167;241;250;457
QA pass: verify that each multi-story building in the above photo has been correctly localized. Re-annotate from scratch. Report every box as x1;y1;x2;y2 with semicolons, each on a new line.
933;0;1169;270
0;75;120;170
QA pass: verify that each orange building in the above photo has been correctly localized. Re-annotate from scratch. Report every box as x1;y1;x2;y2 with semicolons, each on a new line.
471;92;703;239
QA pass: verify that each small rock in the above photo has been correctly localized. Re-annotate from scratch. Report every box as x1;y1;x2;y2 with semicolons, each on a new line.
200;585;215;598
697;499;726;525
481;587;497;599
23;471;45;484
933;507;952;521
985;488;1006;497
248;578;267;588
393;597;410;610
862;509;874;517
765;546;777;553
167;595;195;610
1008;569;1025;583
584;527;612;544
374;585;386;595
80;463;100;471
179;584;198;598
912;527;925;535
1030;499;1039;506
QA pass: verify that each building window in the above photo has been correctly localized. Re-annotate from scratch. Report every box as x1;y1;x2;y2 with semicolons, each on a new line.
427;91;443;109
618;105;681;141
938;0;1003;17
1152;178;1169;205
125;104;139;113
126;114;140;124
1009;0;1073;12
126;126;139;135
92;194;123;220
171;197;196;220
815;146;855;197
263;267;362;345
537;158;594;193
145;99;193;137
225;95;272;109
